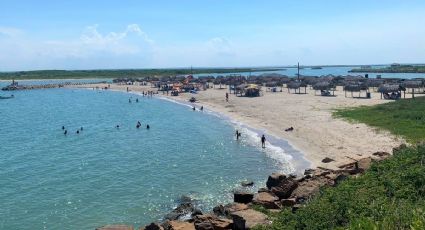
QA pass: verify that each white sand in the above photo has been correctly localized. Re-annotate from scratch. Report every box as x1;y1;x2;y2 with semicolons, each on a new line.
71;83;407;170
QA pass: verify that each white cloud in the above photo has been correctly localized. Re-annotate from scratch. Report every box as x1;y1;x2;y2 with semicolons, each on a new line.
0;26;23;37
0;24;154;70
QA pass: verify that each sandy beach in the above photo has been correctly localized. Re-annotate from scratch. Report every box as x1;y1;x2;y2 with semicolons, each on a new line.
70;83;406;171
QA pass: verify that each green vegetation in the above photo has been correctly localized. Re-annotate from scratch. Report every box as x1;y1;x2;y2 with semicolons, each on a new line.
255;145;425;229
350;65;425;73
334;97;425;143
0;68;283;80
255;98;425;229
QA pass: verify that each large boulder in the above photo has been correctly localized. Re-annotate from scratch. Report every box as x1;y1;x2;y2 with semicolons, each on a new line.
266;173;298;199
162;221;195;230
231;209;270;230
233;192;254;204
266;173;287;189
142;223;164;230
165;203;196;221
213;203;249;217
290;176;332;203
96;225;134;230
193;215;232;230
270;179;298;199
252;192;280;209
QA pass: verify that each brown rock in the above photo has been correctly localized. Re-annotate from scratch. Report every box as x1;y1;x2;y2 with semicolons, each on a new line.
213;203;249;217
357;157;372;171
291;177;332;202
193;214;232;230
142;223;164;230
162;221;195;230
96;225;134;230
321;157;334;163
270;179;298;199
231;209;270;230
252;192;280;209
266;173;287;189
233;192;254;204
280;198;296;207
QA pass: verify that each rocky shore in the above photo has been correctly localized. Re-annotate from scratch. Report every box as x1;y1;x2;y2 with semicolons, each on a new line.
96;147;398;230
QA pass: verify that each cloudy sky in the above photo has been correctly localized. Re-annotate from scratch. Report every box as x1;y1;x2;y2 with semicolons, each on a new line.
0;0;424;71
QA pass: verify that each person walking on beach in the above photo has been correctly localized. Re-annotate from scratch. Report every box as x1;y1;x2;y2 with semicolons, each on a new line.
226;92;229;102
261;134;266;148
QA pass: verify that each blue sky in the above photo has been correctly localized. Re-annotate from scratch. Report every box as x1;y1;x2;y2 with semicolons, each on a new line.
0;0;424;71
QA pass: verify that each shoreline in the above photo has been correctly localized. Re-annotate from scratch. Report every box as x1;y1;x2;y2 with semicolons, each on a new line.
105;87;309;175
69;83;404;171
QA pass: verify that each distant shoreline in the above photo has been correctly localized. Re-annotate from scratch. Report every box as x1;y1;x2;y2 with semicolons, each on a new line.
0;67;286;80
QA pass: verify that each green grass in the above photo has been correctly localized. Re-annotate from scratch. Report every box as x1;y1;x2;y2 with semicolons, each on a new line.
254;145;425;230
334;97;425;143
0;68;284;80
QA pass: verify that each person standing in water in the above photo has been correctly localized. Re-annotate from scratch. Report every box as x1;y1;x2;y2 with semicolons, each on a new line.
62;126;65;130
146;124;150;129
200;106;203;111
236;130;240;140
261;134;266;148
136;98;139;103
129;98;132;103
64;130;67;135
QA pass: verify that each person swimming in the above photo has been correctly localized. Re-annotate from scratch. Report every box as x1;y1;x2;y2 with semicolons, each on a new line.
76;130;80;134
80;127;83;131
116;125;120;129
146;124;150;129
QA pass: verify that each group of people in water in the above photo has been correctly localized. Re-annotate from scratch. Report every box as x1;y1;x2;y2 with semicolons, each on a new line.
136;121;150;129
235;129;267;148
62;126;83;135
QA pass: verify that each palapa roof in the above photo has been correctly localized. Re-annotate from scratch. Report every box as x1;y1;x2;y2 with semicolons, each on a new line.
287;81;306;89
402;80;423;88
343;83;368;92
313;81;334;91
378;84;404;93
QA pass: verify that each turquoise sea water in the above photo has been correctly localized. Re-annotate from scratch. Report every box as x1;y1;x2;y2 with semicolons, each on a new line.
0;88;297;229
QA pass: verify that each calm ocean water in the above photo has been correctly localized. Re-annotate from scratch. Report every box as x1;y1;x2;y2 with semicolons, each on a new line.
194;66;425;79
0;88;296;229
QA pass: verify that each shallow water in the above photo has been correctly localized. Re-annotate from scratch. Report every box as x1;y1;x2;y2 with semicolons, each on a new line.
0;88;295;229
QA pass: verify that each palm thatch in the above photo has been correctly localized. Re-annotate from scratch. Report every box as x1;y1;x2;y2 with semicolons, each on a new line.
344;83;368;92
378;84;405;93
287;81;306;89
313;81;334;91
402;80;423;89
